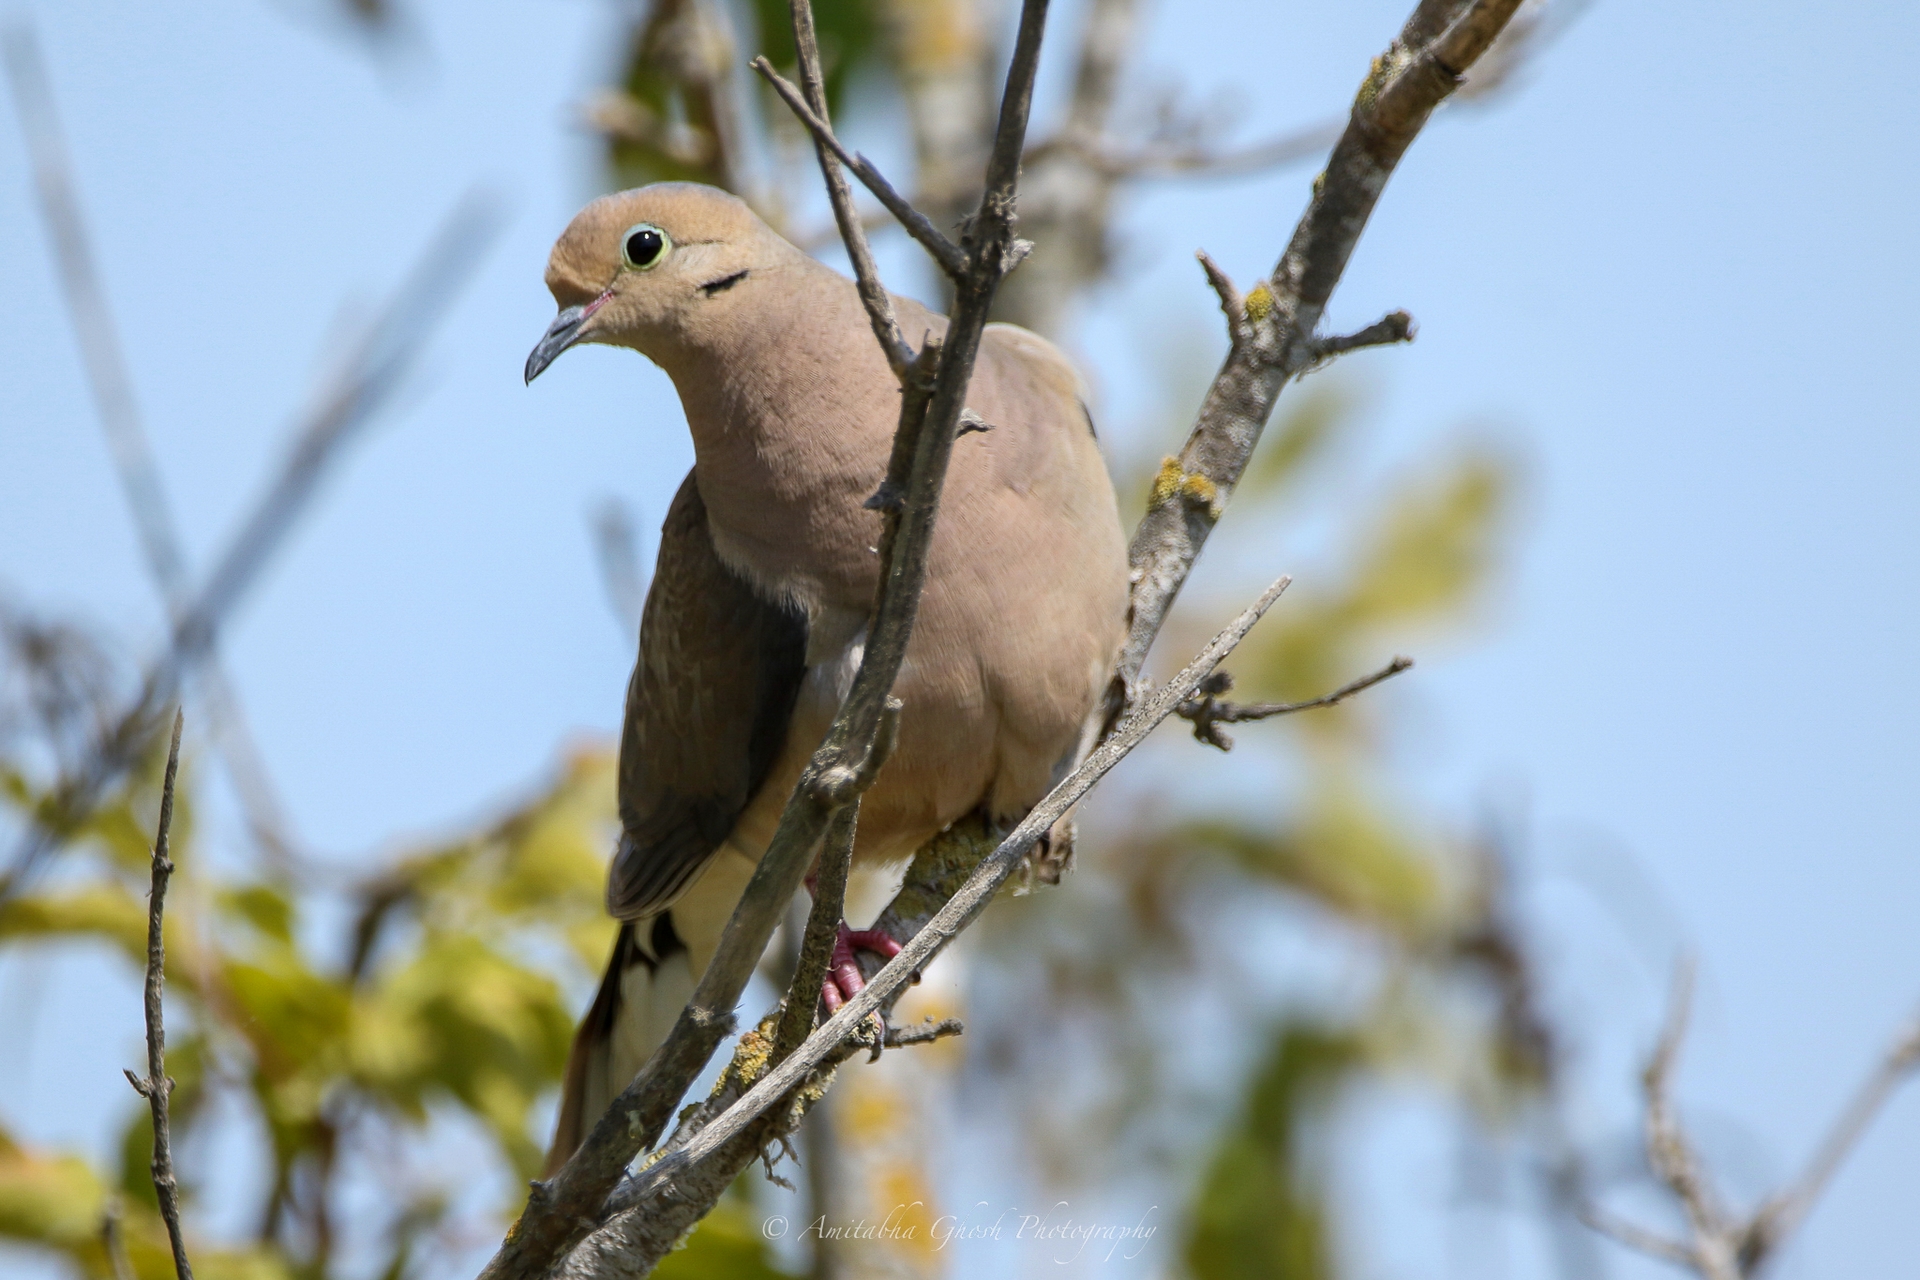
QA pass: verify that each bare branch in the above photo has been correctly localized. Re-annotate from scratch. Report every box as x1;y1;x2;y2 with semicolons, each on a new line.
100;1197;137;1280
885;1017;965;1049
757;2;915;376
1177;655;1413;751
122;710;193;1280
751;57;969;284
1117;0;1527;693
1740;1007;1920;1271
1580;963;1920;1278
1639;958;1740;1280
1313;310;1417;361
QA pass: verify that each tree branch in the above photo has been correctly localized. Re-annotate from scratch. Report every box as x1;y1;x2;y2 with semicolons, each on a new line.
1580;958;1920;1278
1639;959;1741;1280
884;1017;965;1049
1743;1010;1920;1268
1117;0;1526;693
121;710;192;1280
751;58;969;283
1176;655;1413;751
1313;310;1417;360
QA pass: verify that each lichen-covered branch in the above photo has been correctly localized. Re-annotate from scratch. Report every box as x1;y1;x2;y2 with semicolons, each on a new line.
1118;0;1526;691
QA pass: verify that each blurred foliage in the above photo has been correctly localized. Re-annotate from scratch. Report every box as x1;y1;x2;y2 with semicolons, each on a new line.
1182;1025;1357;1280
0;625;793;1277
592;0;884;203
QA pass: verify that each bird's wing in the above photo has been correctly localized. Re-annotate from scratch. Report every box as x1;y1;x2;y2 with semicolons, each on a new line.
606;470;810;920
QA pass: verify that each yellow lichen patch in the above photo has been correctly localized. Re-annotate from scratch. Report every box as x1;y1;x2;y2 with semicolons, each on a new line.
1356;52;1389;108
1180;472;1223;519
1150;455;1185;507
1244;283;1275;322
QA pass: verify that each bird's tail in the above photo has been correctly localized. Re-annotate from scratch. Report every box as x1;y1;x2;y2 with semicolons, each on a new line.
542;913;695;1176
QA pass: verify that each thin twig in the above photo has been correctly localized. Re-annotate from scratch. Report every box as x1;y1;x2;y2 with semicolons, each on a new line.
122;710;192;1280
758;4;913;375
751;58;968;283
1743;1009;1920;1268
100;1197;137;1280
1195;250;1249;341
1177;655;1413;750
1313;310;1418;361
1640;957;1737;1280
884;1017;965;1049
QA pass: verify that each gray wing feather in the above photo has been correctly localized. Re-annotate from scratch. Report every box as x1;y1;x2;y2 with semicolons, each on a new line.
606;471;809;920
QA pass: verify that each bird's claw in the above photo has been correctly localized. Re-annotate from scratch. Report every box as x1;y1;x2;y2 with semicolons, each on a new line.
820;924;902;1014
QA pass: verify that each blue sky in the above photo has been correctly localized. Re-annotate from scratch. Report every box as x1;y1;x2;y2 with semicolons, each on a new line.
3;0;1917;1277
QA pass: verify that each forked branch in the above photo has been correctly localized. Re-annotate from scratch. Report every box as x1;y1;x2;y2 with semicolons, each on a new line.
1580;959;1920;1279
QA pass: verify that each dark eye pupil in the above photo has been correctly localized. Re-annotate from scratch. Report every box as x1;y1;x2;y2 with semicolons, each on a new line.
626;229;663;266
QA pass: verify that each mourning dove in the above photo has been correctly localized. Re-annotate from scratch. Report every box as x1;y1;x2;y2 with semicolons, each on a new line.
525;183;1128;1172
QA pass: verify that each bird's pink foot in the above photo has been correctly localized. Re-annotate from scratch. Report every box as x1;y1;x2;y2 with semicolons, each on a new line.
821;924;901;1013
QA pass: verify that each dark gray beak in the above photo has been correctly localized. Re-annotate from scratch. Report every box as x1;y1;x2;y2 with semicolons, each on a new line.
524;295;607;384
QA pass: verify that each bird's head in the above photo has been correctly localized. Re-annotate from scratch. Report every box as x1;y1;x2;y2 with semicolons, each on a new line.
525;183;792;383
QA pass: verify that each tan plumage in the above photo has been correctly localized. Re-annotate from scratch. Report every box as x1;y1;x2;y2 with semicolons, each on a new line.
527;183;1128;1172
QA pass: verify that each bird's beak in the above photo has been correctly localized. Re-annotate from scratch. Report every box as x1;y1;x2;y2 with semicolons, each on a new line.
524;291;611;384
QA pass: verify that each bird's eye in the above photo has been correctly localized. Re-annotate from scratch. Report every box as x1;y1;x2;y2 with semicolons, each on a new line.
621;224;670;270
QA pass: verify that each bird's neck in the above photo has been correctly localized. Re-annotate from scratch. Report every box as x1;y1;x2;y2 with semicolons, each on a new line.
658;269;910;616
